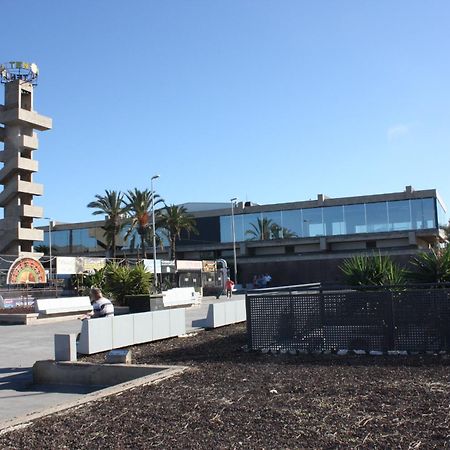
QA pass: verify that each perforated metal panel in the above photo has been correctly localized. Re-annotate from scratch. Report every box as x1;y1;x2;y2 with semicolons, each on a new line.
246;287;450;352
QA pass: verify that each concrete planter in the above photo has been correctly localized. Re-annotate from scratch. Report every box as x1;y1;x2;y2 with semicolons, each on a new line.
0;313;39;325
124;295;165;313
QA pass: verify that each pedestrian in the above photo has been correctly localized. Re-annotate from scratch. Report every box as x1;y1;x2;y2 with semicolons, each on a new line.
225;278;235;298
80;287;114;319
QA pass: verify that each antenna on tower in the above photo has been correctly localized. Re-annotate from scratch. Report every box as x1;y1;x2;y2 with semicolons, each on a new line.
0;61;39;85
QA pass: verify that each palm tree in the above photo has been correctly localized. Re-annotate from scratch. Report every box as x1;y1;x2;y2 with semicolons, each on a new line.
269;223;298;239
87;190;128;258
160;204;198;260
246;218;274;240
125;188;163;259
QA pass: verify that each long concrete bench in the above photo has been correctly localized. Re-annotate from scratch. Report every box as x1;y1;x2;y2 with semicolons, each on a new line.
162;287;200;307
204;299;246;328
76;308;186;355
35;297;92;316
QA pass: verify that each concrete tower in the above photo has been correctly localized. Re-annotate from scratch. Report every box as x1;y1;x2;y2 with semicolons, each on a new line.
0;62;52;256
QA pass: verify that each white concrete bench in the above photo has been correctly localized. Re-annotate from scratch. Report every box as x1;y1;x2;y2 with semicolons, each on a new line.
35;297;92;316
76;308;186;355
162;287;200;307
204;299;246;328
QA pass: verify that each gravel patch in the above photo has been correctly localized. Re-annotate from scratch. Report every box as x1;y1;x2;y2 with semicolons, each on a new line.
0;323;449;449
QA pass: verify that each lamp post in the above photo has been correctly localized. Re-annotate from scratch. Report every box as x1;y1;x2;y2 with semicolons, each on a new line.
230;198;238;284
151;175;160;289
44;217;53;283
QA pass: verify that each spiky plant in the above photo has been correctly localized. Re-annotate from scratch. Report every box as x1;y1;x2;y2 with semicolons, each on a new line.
103;262;153;305
340;253;406;287
408;248;450;284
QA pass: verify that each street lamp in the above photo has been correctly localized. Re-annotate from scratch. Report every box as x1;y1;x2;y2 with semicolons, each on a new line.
230;198;238;284
44;217;53;283
151;175;160;289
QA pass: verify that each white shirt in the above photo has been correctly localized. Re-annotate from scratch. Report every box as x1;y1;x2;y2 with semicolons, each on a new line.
92;297;114;318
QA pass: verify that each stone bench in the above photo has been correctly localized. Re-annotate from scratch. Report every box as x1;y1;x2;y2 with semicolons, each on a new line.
204;299;246;328
162;287;200;308
35;297;92;316
76;308;186;355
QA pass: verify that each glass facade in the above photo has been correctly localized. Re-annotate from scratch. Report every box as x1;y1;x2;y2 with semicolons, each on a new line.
220;198;441;243
36;197;445;254
437;198;447;228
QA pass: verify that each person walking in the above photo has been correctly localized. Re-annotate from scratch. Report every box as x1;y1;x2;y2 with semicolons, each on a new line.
225;278;235;298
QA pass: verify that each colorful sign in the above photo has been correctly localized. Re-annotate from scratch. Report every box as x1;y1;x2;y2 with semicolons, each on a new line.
202;260;217;273
7;257;47;284
177;260;203;271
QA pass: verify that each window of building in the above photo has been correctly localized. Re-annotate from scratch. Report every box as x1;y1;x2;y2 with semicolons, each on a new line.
323;205;345;236
281;209;301;238
388;200;411;231
302;208;324;237
218;197;440;243
261;211;283;239
366;202;388;233
72;228;100;253
243;213;264;241
343;204;366;234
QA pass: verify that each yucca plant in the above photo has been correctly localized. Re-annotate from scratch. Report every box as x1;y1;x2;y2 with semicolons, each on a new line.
340;253;406;287
103;262;153;305
408;247;450;284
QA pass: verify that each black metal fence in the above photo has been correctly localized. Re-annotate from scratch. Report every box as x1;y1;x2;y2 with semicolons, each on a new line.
246;284;450;352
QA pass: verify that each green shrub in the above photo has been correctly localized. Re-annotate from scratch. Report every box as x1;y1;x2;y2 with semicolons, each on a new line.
339;253;406;287
408;247;450;284
70;268;107;296
103;262;153;305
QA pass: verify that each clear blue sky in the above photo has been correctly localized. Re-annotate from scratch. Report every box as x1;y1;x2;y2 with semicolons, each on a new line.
3;1;450;224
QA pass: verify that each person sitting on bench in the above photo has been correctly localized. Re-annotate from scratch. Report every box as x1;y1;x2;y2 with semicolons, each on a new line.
80;287;114;319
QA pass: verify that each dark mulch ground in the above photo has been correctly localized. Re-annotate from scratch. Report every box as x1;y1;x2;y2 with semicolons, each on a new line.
0;306;35;314
1;324;449;449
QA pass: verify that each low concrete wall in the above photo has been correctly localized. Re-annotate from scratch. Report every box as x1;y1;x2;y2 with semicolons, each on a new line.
204;299;246;328
35;296;92;315
0;313;39;325
33;360;168;386
162;287;200;307
77;308;186;355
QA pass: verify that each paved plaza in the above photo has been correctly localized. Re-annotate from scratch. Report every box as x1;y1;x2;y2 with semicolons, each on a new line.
0;294;245;429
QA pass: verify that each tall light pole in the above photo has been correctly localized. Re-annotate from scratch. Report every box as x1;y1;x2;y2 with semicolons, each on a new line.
151;175;160;289
230;198;238;284
44;217;53;283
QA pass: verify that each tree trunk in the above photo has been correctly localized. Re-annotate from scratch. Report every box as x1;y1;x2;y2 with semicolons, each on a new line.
112;230;117;259
170;235;176;261
140;233;146;259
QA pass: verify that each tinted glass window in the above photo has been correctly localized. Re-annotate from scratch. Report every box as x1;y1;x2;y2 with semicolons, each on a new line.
302;208;324;237
323;206;345;236
422;198;436;228
281;209;301;238
220;216;232;243
72;228;99;252
366;202;388;232
344;204;366;234
388;200;411;231
437;199;447;228
262;211;283;239
244;213;267;241
50;230;70;253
